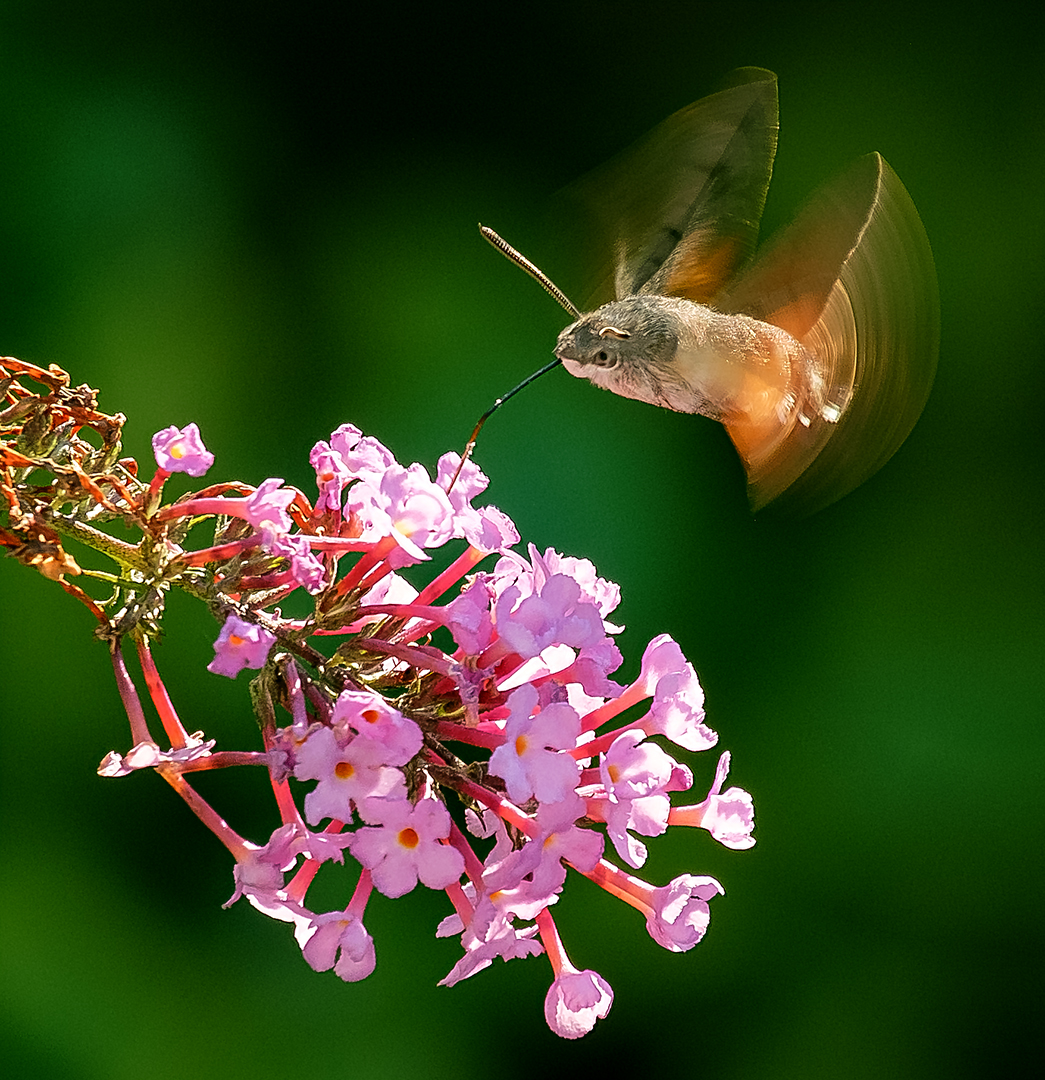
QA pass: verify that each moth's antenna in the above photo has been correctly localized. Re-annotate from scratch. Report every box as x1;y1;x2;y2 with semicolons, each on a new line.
445;227;580;494
480;225;581;319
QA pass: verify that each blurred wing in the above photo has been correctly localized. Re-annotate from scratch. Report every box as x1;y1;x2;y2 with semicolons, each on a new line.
544;67;778;309
718;153;940;515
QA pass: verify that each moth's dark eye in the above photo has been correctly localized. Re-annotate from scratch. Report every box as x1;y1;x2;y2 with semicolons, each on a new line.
597;350;608;363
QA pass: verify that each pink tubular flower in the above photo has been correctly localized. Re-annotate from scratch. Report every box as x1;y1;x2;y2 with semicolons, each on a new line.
207;614;276;677
595;730;692;868
495;573;606;660
331;690;422;767
300;910;376;983
243;478;295;537
294;726;407;825
640;634;718;751
645;874;724;952
545;967;614;1040
151;423;214;477
348;797;465;898
487;685;582;805
668;751;756;849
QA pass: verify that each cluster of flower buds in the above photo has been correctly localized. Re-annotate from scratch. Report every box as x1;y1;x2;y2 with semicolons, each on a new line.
1;358;754;1039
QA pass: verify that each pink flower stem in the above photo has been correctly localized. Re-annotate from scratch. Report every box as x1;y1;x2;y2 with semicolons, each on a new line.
576;858;653;916
154;495;250;523
173;537;260;567
444;877;475;926
176;751;273;772
135;637;190;749
286;819;346;903
577;681;650;733
446;817;487;885
158;769;251;859
432;721;504;750
336;534;397;594
110;640;153;747
448;774;537;838
346;867;374;919
535;907;566;976
413;545;488;604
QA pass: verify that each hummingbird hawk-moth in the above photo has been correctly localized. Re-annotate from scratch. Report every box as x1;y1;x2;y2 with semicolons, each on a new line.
491;67;939;516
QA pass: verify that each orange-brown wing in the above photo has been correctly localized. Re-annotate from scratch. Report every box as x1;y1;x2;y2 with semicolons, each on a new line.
545;68;778;309
717;153;940;515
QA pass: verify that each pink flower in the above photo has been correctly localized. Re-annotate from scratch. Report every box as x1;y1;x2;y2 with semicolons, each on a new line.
97;732;215;777
151;423;214;477
438;889;544;987
640;634;718;752
668;751;756;849
309;441;351;513
645;875;724;952
348;797;465;898
488;685;582;805
300;910;376;982
495;574;606;660
330;690;422;767
207;614;276;677
329;423;398;480
294;726;407;825
243;478;295;537
436;452;520;553
596;730;692;868
267;533;327;593
545;967;614;1040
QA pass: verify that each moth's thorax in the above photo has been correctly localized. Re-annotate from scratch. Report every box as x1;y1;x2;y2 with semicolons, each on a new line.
555;295;826;451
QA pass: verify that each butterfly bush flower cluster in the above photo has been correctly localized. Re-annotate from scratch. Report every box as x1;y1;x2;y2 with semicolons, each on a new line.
1;357;755;1040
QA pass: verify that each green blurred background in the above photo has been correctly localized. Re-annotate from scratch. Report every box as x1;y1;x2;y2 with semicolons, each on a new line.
1;3;1041;1077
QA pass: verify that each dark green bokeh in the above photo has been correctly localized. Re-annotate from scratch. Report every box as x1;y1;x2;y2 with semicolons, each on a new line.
2;4;1042;1077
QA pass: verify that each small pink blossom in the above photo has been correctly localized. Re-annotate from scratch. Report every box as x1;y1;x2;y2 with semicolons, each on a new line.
309;441;351;513
207;614;276;677
151;423;214;477
544;966;614;1040
645;874;724;952
300;910;376;982
243;478;295;537
97;732;215;777
495;573;606;659
596;730;692;868
330;690;422;767
439;888;544;986
669;751;756;849
488;685;582;805
294;726;407;825
640;634;718;752
267;533;327;593
349;797;465;898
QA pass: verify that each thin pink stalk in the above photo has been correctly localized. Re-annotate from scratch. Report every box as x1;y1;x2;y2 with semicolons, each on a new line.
136;637;190;749
413;545;487;605
110;641;153;747
159;769;251;859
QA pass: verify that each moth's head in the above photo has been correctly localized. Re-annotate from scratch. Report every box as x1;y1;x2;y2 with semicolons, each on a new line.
555;298;680;388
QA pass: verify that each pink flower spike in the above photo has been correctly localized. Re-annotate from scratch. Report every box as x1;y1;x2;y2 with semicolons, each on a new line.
207;614;277;678
348;797;465;898
151;423;214;477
